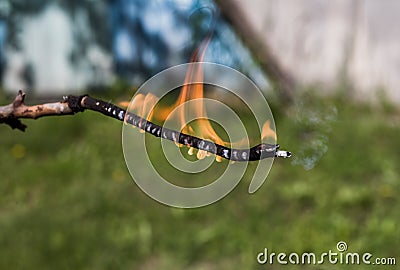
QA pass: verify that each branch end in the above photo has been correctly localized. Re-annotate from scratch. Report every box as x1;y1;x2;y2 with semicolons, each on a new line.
13;90;26;108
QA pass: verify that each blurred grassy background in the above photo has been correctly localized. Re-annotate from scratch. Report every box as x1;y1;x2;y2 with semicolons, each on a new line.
0;90;399;270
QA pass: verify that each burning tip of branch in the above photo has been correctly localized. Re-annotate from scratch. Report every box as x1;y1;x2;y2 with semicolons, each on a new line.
275;150;292;158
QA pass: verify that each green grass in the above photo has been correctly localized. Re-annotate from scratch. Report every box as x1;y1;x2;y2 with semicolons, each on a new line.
0;92;399;269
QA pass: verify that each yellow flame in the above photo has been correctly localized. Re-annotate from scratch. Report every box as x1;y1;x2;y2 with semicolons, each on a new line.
188;147;195;156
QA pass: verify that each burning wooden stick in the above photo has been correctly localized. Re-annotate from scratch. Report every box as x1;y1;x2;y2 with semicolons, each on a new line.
0;91;291;161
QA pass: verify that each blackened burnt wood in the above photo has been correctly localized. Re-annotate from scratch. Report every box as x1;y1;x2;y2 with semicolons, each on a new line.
79;96;289;161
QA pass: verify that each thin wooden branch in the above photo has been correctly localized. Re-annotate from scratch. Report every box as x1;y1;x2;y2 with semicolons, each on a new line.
1;91;291;161
0;90;74;131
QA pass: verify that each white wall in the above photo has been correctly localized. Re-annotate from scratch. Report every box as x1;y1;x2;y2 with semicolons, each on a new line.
231;0;400;102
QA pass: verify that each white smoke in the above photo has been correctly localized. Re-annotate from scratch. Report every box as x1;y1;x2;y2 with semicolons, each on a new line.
291;98;337;170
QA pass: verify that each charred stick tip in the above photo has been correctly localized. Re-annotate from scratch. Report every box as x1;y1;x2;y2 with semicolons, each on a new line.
275;150;291;158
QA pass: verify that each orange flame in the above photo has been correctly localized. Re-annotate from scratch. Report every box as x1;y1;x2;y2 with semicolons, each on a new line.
261;120;277;142
129;33;277;161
